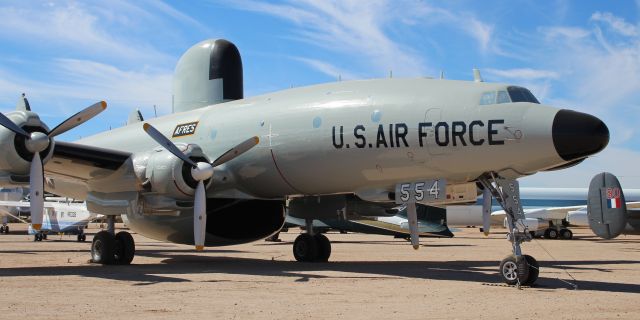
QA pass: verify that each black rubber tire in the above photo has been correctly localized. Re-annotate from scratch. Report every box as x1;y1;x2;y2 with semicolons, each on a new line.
544;228;559;239
293;234;318;262
42;233;48;240
522;255;540;286
114;231;135;265
4;225;8;234
0;226;5;233
34;233;40;241
81;234;86;242
499;255;530;286
77;234;82;242
314;233;331;262
560;229;573;240
92;231;115;264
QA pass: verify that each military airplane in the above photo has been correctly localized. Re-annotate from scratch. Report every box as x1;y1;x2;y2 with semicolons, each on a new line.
0;39;609;285
470;186;640;239
0;198;98;241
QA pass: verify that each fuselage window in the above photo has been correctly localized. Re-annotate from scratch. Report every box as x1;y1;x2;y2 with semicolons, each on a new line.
479;91;496;105
496;90;511;104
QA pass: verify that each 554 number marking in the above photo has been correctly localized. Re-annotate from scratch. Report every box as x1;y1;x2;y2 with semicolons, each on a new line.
395;179;446;204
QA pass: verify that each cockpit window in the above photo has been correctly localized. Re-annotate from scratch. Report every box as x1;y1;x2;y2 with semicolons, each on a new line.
496;90;510;104
479;90;510;105
479;87;540;105
479;91;496;105
507;86;539;104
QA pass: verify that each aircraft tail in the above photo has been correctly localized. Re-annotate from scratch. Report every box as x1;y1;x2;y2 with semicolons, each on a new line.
587;172;627;239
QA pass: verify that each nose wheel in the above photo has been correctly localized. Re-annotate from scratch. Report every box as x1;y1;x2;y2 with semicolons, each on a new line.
480;174;539;286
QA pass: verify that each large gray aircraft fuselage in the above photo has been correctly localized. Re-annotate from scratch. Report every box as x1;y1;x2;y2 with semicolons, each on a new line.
79;78;604;199
73;78;607;245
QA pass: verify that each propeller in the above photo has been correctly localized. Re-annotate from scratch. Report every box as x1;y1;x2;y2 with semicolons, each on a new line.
0;100;106;230
142;123;259;250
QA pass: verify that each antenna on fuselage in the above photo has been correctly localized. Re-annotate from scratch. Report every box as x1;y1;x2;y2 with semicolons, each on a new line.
440;70;445;79
473;68;483;82
389;70;393;78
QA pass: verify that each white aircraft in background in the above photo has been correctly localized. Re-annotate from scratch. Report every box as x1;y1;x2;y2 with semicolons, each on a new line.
448;173;640;240
0;187;26;234
0;199;98;242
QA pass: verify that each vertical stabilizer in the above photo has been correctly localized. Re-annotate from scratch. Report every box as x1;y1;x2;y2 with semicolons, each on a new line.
587;172;627;239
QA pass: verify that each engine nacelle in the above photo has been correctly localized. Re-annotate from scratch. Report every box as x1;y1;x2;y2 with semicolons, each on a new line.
133;143;211;203
0;111;52;185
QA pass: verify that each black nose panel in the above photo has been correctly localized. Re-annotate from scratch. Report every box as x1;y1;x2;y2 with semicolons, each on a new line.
552;109;609;161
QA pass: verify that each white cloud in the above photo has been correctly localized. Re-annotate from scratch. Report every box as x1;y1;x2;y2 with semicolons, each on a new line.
485;68;559;80
292;57;359;80
591;11;639;37
228;0;428;77
540;26;590;40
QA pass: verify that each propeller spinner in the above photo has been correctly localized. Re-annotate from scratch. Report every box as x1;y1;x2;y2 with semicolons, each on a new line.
142;123;259;250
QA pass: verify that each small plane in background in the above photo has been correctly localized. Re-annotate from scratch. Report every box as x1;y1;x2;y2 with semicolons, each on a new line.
447;172;640;240
0;187;27;234
0;199;98;242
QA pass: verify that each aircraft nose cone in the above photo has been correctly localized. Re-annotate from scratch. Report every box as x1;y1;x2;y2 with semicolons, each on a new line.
552;109;609;161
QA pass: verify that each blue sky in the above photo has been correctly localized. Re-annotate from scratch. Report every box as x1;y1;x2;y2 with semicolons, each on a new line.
0;0;639;187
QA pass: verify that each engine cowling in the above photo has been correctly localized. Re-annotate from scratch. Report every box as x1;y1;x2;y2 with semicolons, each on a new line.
133;143;211;203
0;111;52;185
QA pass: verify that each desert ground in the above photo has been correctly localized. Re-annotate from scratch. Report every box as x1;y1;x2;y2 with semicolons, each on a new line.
0;223;638;319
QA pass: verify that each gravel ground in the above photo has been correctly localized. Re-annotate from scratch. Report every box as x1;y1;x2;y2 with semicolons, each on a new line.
0;223;638;319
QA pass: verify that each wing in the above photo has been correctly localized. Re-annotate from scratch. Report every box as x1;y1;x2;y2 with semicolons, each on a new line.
46;141;131;181
0;200;57;209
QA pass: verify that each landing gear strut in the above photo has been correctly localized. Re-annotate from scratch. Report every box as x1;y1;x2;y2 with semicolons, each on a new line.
91;215;135;265
480;174;539;286
293;219;331;262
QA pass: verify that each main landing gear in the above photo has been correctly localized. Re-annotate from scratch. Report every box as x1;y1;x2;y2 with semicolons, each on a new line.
293;219;331;262
480;174;540;286
0;224;8;234
90;215;135;265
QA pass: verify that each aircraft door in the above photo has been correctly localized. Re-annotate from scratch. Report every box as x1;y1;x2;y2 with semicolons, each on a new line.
424;108;449;156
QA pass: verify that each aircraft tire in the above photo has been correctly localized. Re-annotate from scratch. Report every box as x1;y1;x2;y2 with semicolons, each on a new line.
114;231;135;265
92;231;115;264
522;255;539;286
499;255;530;286
544;228;558;239
560;229;573;240
4;225;8;234
34;233;41;241
0;226;4;233
314;233;331;262
293;234;318;262
42;233;47;240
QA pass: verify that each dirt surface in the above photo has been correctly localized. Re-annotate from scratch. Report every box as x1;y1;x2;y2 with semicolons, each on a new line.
0;223;639;319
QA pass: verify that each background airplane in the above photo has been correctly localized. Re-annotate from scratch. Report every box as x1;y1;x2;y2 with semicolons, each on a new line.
0;187;26;234
0;199;98;242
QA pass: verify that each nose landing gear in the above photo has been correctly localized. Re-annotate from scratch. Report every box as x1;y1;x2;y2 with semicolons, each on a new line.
480;174;539;286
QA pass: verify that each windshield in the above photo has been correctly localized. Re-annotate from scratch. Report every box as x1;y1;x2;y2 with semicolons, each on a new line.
479;86;540;105
507;86;539;104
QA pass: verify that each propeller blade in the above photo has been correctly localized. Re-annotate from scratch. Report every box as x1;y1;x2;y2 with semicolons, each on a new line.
143;123;197;167
193;181;207;251
406;202;420;250
29;152;44;230
211;136;260;167
0;112;29;138
48;101;107;137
